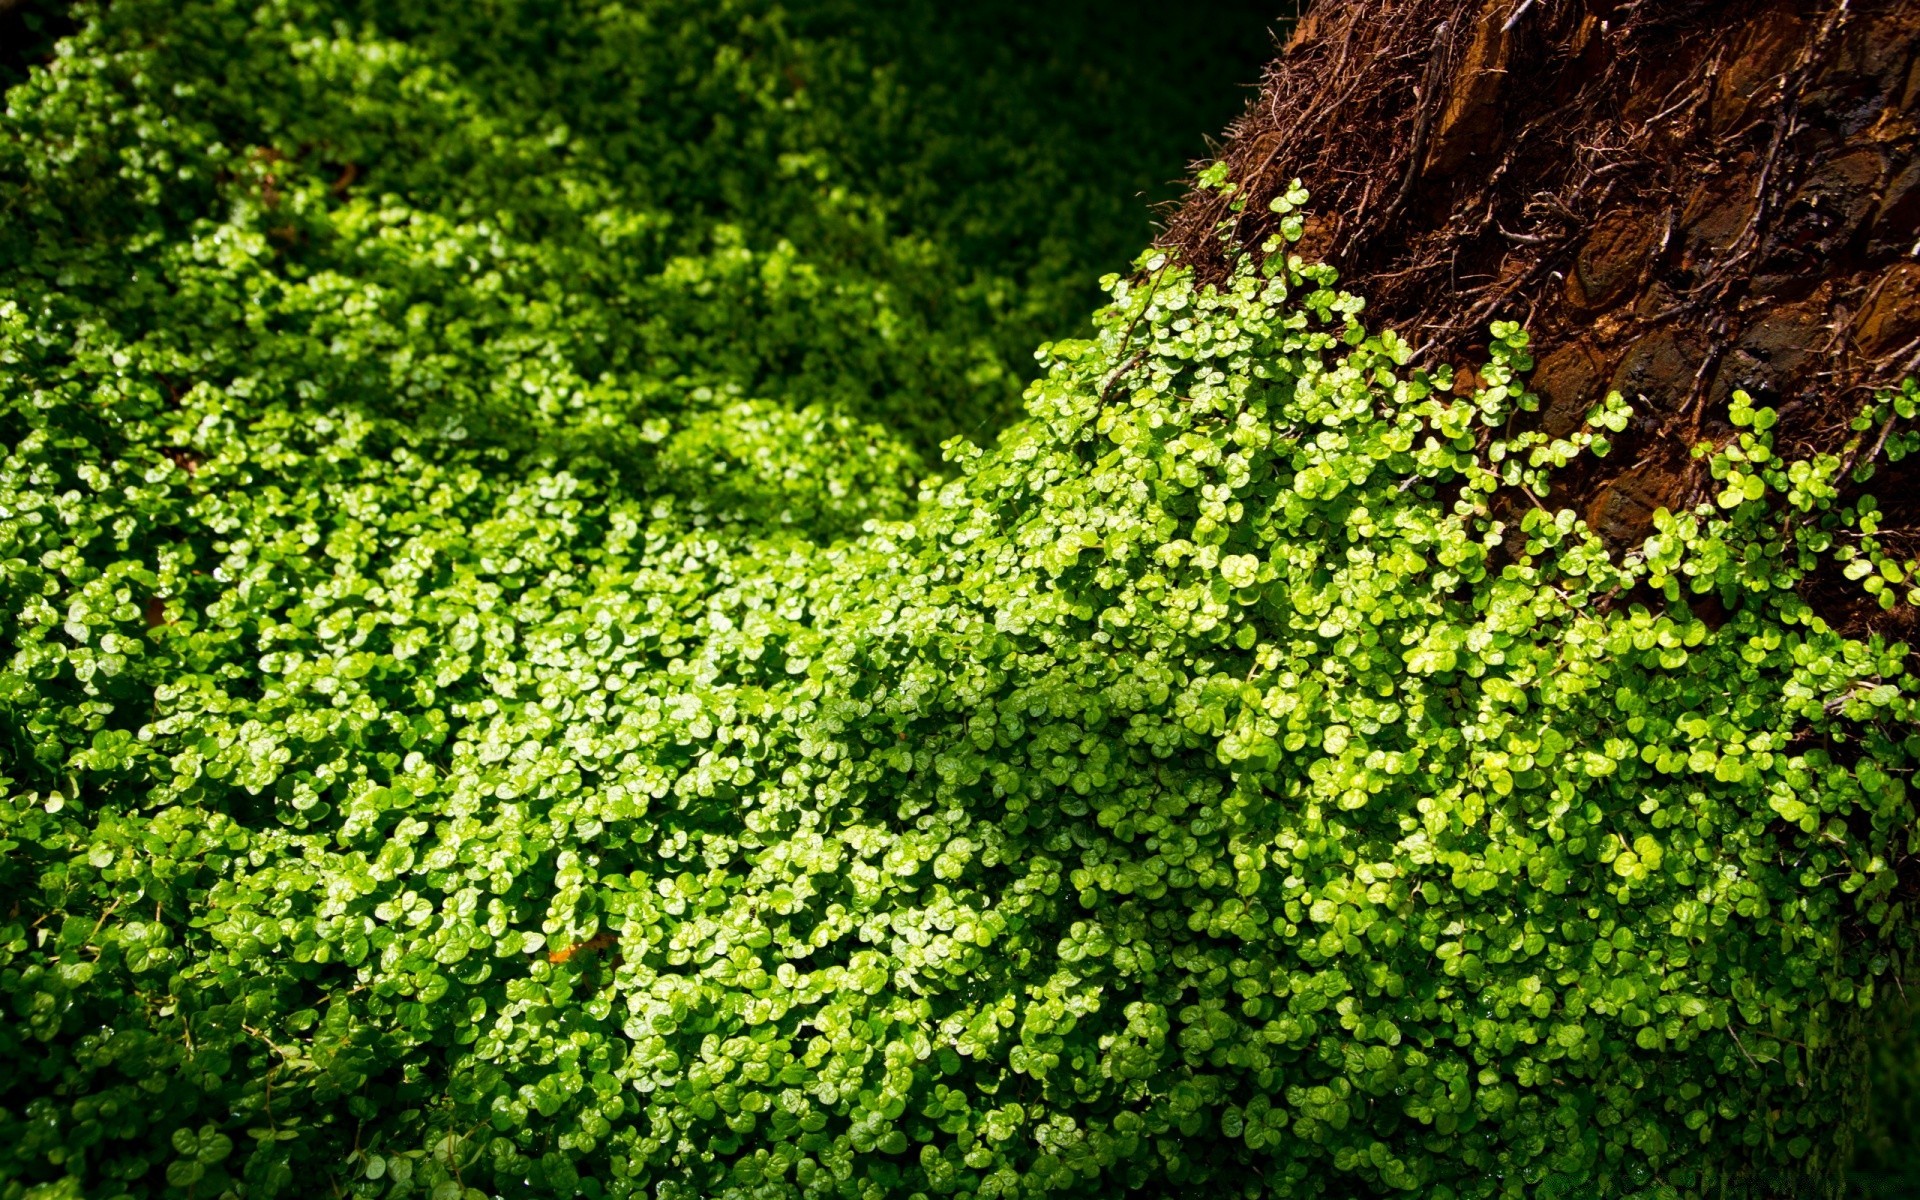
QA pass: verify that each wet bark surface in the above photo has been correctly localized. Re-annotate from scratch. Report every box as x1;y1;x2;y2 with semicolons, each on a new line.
1165;0;1920;638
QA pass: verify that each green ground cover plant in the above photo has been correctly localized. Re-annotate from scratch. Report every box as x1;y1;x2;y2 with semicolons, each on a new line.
5;2;1920;1199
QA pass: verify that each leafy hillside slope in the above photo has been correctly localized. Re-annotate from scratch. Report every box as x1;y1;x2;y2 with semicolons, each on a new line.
4;3;1920;1200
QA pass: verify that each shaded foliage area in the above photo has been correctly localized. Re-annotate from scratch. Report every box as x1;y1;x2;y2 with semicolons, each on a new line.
1849;987;1920;1195
4;2;1920;1200
0;0;1276;463
0;0;76;94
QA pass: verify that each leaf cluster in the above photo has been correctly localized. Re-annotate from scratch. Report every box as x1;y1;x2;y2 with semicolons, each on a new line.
2;3;1918;1198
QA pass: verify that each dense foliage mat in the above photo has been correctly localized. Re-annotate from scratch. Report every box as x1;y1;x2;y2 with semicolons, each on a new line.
0;0;1272;462
6;3;1920;1200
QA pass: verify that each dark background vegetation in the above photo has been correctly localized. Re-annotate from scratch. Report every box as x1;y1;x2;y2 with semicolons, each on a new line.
0;0;1283;318
0;0;76;93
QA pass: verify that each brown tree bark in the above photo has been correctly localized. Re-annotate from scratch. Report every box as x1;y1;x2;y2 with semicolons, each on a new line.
1164;0;1920;638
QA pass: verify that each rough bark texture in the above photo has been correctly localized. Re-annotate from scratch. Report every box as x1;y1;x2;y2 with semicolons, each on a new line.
1165;0;1920;638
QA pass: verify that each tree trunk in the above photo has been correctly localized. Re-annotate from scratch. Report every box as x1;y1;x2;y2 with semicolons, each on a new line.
1165;0;1920;641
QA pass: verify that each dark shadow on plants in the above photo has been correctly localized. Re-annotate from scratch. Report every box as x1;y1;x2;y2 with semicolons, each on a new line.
1849;996;1920;1198
784;0;1287;327
0;0;75;94
0;0;1284;470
